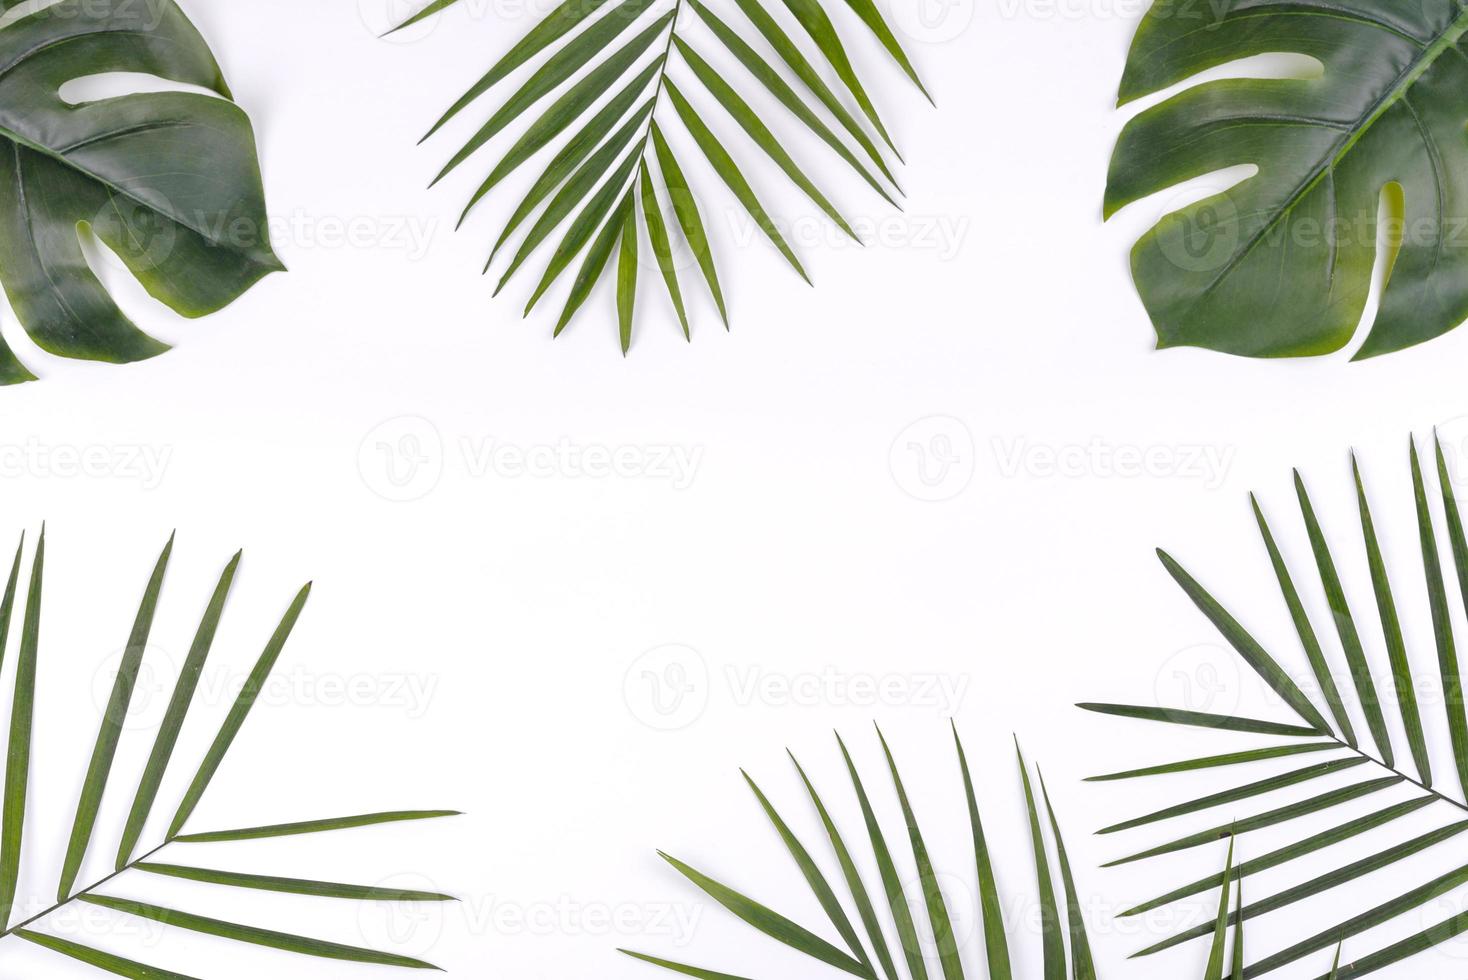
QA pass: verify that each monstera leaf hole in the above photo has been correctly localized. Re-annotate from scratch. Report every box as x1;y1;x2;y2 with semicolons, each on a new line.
0;0;280;385
1105;2;1468;360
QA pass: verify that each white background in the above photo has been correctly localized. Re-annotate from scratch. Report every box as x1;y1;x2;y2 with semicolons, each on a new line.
5;0;1468;977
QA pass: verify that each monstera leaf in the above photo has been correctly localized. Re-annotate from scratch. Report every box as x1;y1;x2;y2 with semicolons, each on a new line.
1105;2;1468;360
0;0;279;384
395;0;928;352
1084;434;1468;976
0;529;456;976
623;728;1098;980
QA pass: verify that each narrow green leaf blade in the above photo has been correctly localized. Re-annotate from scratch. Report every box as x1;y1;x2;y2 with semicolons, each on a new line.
1355;452;1430;782
952;725;1010;980
657;851;871;977
1103;776;1403;867
876;726;963;980
487;82;656;266
1096;758;1366;834
619;950;753;980
1294;471;1393;762
117;552;240;868
837;732;928;980
16;930;199;979
688;0;897;203
1016;742;1063;980
1204;837;1235;980
1252;495;1355;744
1136;818;1468;957
1414;436;1468;798
675;37;859;240
1245;863;1468;975
81;896;439;970
516;146;641;309
59;534;173;901
616;202;638;352
496;101;652;286
1077;703;1319;737
422;0;619;140
459;27;666;224
1087;742;1340;782
650;124;727;324
0;530;43;927
1158;548;1330;733
1120;797;1434;917
1038;772;1096;980
136;863;456;901
665;80;809;283
637;162;691;338
432;0;660;183
174;809;461;843
837;0;930;100
547;190;635;332
776;0;895;152
167;583;311;839
744;768;873;977
789;750;900;980
726;0;894;181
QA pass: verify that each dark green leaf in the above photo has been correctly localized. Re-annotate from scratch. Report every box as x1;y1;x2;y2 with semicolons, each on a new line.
1158;548;1330;734
664;80;809;283
1354;453;1431;781
952;726;1010;980
136;863;456;901
657;851;871;977
0;530;43;926
650;124;727;324
1016;742;1063;980
1077;702;1320;737
82;895;440;970
59;534;173;901
1251;495;1356;745
167;584;311;838
1038;772;1095;980
15;930;200;979
637;163;691;338
174;810;461;843
117;552;239;868
1087;742;1340;782
0;0;279;383
1293;470;1392;759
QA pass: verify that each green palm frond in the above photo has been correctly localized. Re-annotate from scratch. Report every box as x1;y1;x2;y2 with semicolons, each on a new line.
1084;432;1468;978
622;725;1096;979
0;528;457;976
395;0;928;352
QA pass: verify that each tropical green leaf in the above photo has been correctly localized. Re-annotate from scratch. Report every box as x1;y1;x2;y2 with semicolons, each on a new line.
1104;1;1468;359
626;728;1097;979
398;0;926;349
1089;436;1468;975
0;530;450;974
0;0;279;383
81;896;440;970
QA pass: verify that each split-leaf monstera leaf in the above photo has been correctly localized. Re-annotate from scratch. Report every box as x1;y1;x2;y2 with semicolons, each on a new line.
1106;1;1468;360
0;0;279;384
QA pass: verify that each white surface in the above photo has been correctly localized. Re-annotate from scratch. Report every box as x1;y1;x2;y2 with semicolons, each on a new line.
3;0;1468;977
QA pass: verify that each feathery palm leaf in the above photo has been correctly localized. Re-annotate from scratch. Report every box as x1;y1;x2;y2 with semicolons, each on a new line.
622;726;1096;979
0;528;457;976
395;0;928;352
1084;432;1468;977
